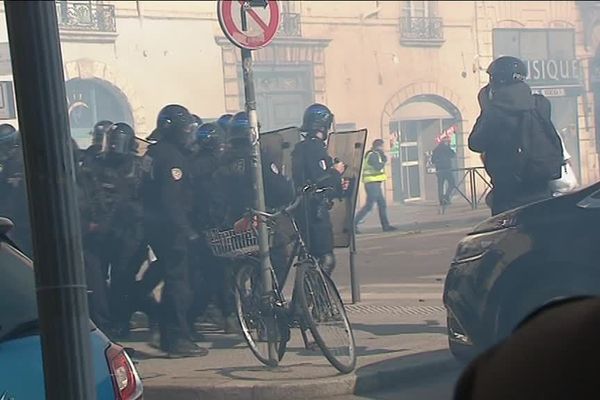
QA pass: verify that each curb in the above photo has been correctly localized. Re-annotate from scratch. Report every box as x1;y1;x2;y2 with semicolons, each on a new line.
142;350;459;400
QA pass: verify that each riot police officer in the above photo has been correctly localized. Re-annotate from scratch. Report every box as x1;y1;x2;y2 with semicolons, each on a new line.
88;122;148;337
0;124;31;256
142;104;206;357
291;104;346;275
82;120;113;167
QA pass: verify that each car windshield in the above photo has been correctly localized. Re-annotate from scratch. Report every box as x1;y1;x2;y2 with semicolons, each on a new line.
2;1;599;399
0;238;38;342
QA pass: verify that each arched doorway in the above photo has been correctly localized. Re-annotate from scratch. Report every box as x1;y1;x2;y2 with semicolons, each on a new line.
66;78;134;148
388;95;462;202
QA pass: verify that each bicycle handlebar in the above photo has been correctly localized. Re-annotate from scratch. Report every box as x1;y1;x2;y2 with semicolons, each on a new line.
247;184;333;221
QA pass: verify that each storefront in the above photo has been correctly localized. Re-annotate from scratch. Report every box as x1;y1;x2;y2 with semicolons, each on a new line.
493;28;584;181
388;95;462;202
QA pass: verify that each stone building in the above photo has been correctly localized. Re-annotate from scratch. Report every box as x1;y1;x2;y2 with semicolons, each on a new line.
0;1;595;203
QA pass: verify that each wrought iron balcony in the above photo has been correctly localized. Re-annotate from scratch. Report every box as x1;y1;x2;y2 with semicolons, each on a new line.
400;16;444;47
278;12;302;37
56;1;116;33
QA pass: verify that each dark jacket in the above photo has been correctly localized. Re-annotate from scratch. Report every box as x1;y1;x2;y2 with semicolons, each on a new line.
142;139;195;237
431;143;456;171
366;149;386;171
469;81;535;186
291;137;342;195
212;145;295;228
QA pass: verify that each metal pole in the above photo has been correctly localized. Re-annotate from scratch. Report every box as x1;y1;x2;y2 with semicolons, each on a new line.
241;47;277;363
4;1;95;400
349;230;360;303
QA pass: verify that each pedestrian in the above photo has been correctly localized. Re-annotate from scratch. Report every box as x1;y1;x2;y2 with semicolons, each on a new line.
141;104;207;357
354;139;397;233
291;103;347;275
431;134;456;207
468;56;563;215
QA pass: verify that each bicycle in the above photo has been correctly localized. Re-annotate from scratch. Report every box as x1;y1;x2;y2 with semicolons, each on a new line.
205;185;357;374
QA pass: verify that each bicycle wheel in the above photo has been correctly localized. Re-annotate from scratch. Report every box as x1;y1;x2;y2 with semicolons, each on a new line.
297;262;356;373
234;263;288;367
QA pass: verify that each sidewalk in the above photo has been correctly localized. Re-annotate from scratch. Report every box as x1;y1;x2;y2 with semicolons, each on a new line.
358;201;490;234
132;303;458;400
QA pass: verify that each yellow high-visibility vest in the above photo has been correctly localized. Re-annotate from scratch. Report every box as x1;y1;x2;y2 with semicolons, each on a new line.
362;150;387;183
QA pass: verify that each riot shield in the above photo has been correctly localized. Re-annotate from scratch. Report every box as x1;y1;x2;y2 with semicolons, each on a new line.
260;126;302;178
327;129;368;248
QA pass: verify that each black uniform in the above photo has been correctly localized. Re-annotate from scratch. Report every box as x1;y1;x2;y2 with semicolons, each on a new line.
0;144;31;257
78;154;113;332
89;153;147;332
291;137;342;268
142;139;196;346
431;142;456;206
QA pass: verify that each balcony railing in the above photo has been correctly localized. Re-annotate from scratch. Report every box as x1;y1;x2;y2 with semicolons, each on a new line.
56;1;116;33
400;16;444;46
278;12;302;37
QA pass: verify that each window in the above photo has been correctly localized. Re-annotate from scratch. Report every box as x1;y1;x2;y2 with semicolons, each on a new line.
402;1;432;18
493;29;575;60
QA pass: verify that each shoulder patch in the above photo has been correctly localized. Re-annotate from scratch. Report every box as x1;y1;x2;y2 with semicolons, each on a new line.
171;167;183;181
319;159;327;170
270;162;279;175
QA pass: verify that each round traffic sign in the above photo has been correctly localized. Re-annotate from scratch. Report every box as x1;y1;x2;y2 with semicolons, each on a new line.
217;0;281;50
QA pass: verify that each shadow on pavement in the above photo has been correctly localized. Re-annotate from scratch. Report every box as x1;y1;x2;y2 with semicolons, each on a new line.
354;349;460;395
352;320;446;336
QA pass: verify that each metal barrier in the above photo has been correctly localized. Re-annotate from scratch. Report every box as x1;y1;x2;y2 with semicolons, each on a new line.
428;166;492;210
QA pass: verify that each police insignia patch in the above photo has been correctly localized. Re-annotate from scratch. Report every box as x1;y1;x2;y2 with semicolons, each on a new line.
171;167;183;181
319;160;327;170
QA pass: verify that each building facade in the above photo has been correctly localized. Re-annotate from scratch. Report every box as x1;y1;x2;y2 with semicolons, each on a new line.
0;1;596;203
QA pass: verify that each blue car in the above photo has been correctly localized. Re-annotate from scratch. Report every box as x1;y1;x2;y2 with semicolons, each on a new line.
0;218;143;399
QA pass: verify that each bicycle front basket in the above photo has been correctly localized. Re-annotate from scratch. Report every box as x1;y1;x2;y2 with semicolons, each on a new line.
205;228;259;258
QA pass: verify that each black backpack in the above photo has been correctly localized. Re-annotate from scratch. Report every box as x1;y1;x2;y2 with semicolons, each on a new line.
515;94;563;183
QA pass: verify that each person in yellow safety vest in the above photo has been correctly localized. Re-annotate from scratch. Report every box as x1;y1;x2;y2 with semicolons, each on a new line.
354;139;397;233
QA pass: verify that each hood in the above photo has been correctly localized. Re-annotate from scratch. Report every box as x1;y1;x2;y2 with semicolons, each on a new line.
489;81;535;112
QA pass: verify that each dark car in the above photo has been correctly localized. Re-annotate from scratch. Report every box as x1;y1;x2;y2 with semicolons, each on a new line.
443;182;600;361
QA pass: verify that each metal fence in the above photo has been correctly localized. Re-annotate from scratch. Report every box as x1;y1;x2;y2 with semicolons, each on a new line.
400;16;444;42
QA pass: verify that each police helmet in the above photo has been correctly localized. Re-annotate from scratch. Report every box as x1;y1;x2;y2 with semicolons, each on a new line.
487;56;527;86
227;111;252;146
195;122;225;152
216;113;234;133
91;120;113;147
301;103;334;137
0;124;17;146
104;122;135;155
156;104;195;144
191;114;203;130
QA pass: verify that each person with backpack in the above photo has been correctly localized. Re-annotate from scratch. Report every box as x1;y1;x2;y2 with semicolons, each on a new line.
469;56;563;215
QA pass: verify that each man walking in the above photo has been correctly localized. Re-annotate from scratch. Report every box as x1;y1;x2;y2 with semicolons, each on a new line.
355;139;397;233
432;135;456;207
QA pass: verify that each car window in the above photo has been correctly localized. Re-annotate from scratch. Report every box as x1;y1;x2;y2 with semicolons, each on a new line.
0;238;38;339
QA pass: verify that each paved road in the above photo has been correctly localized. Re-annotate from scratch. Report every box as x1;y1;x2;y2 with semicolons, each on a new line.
331;226;469;305
322;369;462;400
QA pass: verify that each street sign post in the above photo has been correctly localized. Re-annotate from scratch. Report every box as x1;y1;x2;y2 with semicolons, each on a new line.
217;0;281;364
217;0;280;50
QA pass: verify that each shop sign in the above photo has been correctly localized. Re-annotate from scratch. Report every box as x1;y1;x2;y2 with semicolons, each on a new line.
524;59;582;87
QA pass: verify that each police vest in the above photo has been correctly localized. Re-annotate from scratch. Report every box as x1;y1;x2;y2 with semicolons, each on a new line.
362;150;387;183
